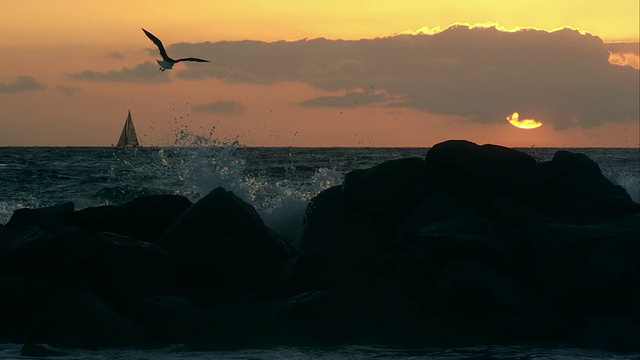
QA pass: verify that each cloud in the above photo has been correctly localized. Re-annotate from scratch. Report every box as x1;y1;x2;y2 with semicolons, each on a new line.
172;25;638;129
67;61;169;83
300;90;388;108
605;42;639;69
193;100;245;115
0;76;47;93
105;51;126;59
55;85;84;96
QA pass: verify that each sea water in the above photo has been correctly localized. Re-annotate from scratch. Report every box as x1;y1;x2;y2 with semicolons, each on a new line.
1;343;639;359
0;146;638;228
0;146;639;358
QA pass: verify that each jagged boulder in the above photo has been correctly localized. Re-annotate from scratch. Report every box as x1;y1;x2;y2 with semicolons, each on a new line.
524;213;640;313
157;187;298;302
0;224;178;305
424;140;537;200
530;151;639;223
68;194;193;242
301;185;355;253
125;295;211;344
293;217;387;292
4;202;74;231
342;157;431;237
25;292;154;349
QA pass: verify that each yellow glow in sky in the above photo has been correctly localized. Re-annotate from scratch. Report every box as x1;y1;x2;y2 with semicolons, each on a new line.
0;0;638;46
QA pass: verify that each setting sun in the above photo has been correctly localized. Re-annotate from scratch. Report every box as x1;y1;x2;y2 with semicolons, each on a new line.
506;112;543;130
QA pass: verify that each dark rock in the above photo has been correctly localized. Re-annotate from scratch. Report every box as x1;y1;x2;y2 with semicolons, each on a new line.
424;140;537;200
525;213;640;313
292;217;387;292
531;150;639;223
125;295;211;344
157;187;297;302
2;140;638;351
394;192;477;243
0;224;178;305
25;292;154;349
301;185;355;253
69;194;193;242
408;215;506;271
342;157;432;236
5;202;74;231
488;196;554;225
62;230;179;304
432;260;532;312
0;276;32;342
581;314;640;352
0;226;90;290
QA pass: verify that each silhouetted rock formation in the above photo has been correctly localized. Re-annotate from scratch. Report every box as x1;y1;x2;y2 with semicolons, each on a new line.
1;140;638;352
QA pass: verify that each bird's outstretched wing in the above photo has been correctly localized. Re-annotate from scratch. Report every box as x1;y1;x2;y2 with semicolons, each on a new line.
175;57;210;63
142;28;173;61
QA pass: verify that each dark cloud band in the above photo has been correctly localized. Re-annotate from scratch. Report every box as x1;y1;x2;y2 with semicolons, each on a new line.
171;25;638;129
0;76;47;93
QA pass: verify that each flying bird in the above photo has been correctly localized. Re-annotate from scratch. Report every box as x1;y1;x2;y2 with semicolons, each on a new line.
142;28;210;71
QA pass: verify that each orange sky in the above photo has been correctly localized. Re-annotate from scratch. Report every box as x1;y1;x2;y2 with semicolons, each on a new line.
0;1;638;147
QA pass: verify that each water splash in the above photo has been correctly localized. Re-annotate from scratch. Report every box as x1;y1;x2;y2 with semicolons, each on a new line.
253;167;343;247
157;140;252;203
154;140;343;246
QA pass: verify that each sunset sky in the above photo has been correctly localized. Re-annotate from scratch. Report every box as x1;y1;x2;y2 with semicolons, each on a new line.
0;1;638;147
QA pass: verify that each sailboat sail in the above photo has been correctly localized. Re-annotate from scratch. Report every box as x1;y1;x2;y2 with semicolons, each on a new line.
117;110;139;147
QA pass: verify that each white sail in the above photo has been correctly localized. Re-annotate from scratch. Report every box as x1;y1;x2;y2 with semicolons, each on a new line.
117;110;139;147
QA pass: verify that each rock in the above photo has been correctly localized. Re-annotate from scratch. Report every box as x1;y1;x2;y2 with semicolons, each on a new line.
432;260;532;311
292;217;387;292
525;213;640;313
125;295;211;344
4;202;74;231
63;230;179;304
488;196;554;225
581;314;640;352
157;187;297;302
0;226;90;290
394;192;477;243
342;157;431;212
0;276;32;342
407;215;506;272
301;185;355;253
0;224;178;305
25;292;154;349
192;298;308;349
68;194;193;242
531;150;639;223
424;140;537;200
341;157;431;236
2;140;639;351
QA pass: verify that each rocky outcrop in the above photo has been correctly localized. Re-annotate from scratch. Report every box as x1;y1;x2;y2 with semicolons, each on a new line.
1;140;638;352
157;187;298;304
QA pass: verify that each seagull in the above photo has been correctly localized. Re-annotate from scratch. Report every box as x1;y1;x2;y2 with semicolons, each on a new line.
142;28;210;71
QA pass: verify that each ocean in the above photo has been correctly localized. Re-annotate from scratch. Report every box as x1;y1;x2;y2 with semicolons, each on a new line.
1;145;639;359
0;343;639;359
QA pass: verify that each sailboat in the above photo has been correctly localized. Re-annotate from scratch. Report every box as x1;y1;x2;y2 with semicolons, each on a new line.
116;110;139;147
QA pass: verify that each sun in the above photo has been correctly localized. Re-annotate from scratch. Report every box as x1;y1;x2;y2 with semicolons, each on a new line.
506;112;542;129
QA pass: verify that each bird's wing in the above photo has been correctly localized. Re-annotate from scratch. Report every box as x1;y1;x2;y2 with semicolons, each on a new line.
175;57;210;63
142;28;173;61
